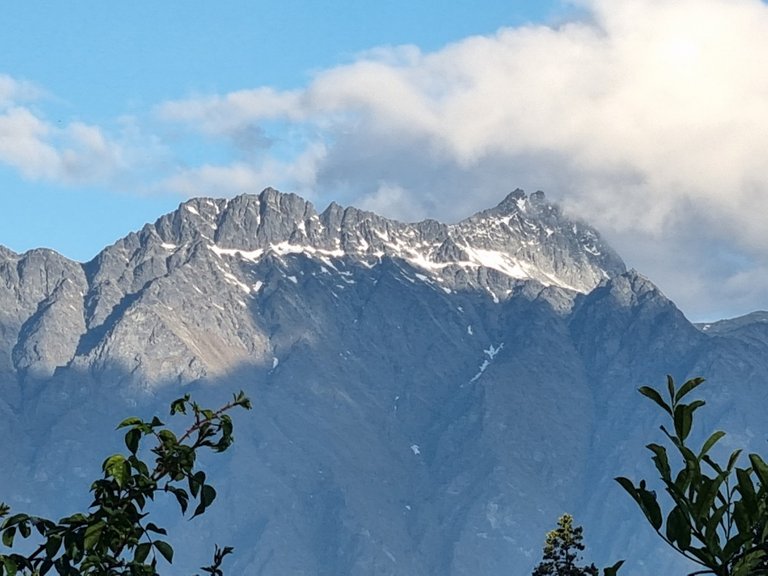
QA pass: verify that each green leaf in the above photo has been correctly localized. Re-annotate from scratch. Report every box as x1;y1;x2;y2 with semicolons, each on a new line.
135;542;152;564
733;550;768;576
704;503;728;550
647;443;671;481
158;429;177;445
736;468;758;517
1;514;29;530
189;471;206;498
674;403;694;442
603;560;624;576
83;521;105;550
34;518;53;536
2;556;17;576
168;487;189;514
192;485;217;519
39;557;53;576
666;375;676;404
677;442;700;474
674;377;705;403
699;431;726;460
17;522;29;539
639;386;672;415
60;513;87;526
201;484;217;508
45;534;62;558
749;453;768;487
129;455;150;477
2;526;15;547
666;505;691;550
154;540;174;564
688;400;706;419
234;391;252;410
103;454;130;488
733;500;750;535
638;487;663;530
170;396;189;415
615;477;640;503
723;529;753;562
145;523;167;535
693;474;726;521
702;454;723;475
117;416;143;429
124;428;141;455
726;449;743;472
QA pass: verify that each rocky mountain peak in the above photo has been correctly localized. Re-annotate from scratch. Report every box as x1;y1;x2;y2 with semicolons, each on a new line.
139;188;625;299
0;245;19;261
3;184;764;576
471;188;552;220
488;187;532;214
0;187;627;390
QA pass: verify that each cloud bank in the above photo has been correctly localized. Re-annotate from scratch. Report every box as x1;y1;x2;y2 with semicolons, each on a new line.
154;0;768;319
2;0;767;319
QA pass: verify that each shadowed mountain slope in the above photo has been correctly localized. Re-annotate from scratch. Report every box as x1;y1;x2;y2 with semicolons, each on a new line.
0;188;764;575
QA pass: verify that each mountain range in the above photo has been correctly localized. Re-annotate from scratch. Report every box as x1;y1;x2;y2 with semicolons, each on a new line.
1;187;767;575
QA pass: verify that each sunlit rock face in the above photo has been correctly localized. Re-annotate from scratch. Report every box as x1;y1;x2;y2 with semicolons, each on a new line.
0;188;764;576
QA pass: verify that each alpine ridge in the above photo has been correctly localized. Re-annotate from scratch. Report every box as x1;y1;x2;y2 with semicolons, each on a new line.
0;188;766;576
2;187;623;389
153;187;623;297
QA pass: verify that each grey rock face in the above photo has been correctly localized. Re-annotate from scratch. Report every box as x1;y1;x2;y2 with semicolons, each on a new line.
152;187;625;306
0;188;764;576
0;249;87;384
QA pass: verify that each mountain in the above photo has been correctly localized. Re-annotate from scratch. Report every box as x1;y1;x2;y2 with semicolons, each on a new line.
0;188;766;575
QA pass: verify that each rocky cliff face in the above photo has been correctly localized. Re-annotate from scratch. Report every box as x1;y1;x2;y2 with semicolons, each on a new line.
0;188;764;576
2;187;625;392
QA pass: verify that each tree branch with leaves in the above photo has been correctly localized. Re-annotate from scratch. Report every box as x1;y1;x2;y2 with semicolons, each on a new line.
0;391;252;576
617;376;768;576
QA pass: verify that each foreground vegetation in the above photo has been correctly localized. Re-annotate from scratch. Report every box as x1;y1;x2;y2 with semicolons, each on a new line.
533;377;768;576
0;392;251;575
2;376;766;575
616;376;768;575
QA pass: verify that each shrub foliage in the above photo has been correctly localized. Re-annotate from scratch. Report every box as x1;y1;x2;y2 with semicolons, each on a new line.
0;391;251;576
617;376;768;576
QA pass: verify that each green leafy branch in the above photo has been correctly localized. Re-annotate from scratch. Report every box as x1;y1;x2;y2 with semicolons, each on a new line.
0;391;251;576
617;376;768;576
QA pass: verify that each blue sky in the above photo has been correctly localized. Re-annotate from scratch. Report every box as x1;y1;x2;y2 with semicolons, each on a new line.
1;0;767;321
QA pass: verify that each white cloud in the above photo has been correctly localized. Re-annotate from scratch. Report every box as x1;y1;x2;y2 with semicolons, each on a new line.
161;163;264;197
0;106;61;180
356;182;412;220
157;88;307;136
0;74;41;107
155;0;768;319
159;142;326;200
0;79;130;186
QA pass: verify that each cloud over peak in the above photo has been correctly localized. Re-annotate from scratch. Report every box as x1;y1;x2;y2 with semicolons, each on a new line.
153;0;768;318
1;0;766;319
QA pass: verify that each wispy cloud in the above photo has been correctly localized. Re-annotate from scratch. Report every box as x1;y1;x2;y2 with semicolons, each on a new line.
157;141;326;199
0;75;131;186
0;74;41;106
158;88;307;135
